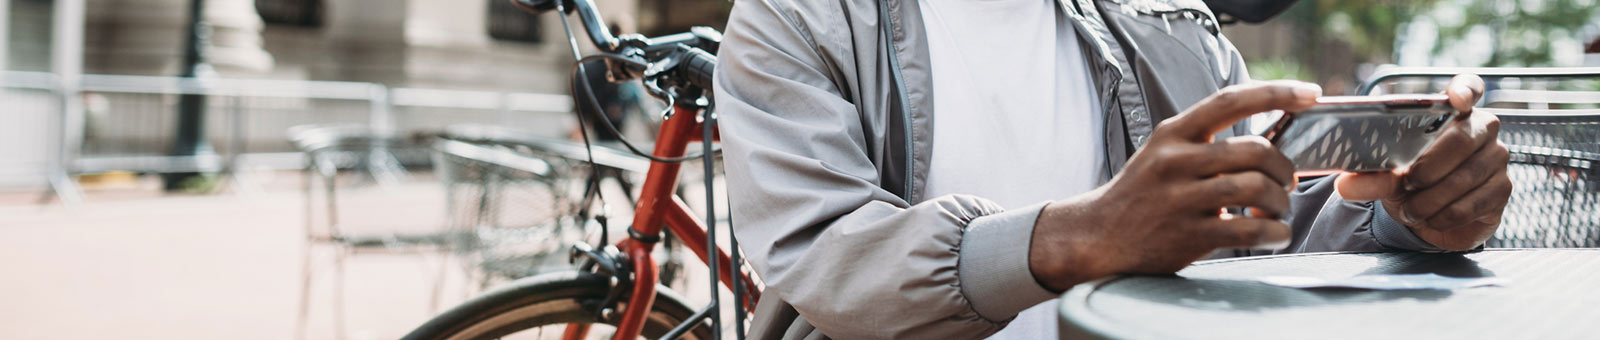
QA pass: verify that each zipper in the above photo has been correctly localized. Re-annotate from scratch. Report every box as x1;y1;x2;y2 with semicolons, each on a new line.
879;0;916;201
1061;0;1130;177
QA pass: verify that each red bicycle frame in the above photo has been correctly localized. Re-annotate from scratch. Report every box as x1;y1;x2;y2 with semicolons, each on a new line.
566;102;760;340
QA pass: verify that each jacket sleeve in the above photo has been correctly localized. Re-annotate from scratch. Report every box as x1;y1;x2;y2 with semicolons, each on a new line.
1212;35;1443;256
713;1;1057;339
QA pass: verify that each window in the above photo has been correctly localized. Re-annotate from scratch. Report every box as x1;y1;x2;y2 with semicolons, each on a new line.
487;0;543;44
256;0;323;27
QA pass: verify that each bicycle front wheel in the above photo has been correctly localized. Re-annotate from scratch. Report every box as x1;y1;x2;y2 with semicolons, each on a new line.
403;270;713;340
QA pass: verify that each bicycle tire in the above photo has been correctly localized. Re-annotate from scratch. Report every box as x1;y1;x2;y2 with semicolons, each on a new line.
402;270;713;340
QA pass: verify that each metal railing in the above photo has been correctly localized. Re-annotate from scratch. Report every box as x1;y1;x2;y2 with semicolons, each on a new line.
74;74;390;175
1;70;575;204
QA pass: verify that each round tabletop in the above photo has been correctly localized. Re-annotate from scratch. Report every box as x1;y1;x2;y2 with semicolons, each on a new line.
1057;249;1600;339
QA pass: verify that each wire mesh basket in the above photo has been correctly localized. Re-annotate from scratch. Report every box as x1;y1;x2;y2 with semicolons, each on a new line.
1493;110;1600;248
1360;67;1600;248
434;138;591;284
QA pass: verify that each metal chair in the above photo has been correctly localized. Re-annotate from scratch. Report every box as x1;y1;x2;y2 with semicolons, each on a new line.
432;124;694;288
288;124;452;340
1360;66;1600;247
432;136;586;287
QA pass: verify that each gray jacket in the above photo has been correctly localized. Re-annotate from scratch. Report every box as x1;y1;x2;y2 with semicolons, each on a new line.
713;0;1438;338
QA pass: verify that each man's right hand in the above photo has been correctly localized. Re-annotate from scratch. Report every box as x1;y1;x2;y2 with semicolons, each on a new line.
1028;81;1321;291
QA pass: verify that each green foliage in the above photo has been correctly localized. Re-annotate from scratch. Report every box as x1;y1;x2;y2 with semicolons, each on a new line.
1246;58;1313;81
1428;0;1600;67
1310;0;1440;58
1282;0;1599;67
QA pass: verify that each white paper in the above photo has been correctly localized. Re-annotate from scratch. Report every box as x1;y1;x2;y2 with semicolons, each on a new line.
1255;273;1507;290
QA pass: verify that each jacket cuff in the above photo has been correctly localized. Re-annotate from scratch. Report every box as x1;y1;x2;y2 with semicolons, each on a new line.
1370;202;1445;252
957;202;1058;323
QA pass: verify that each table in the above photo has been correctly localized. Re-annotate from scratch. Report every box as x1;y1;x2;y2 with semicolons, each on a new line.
1057;249;1600;339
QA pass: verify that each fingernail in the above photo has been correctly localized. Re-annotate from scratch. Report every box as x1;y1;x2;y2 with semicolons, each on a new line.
1294;84;1322;102
1252;222;1292;250
1254;237;1291;250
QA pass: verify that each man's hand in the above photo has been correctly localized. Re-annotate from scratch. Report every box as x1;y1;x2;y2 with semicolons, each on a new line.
1337;74;1510;251
1028;81;1318;291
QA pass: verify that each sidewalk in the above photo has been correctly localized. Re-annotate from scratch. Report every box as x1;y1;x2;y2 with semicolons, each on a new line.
0;173;464;340
0;168;736;339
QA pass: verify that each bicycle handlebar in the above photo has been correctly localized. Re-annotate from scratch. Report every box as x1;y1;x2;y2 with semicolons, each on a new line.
514;0;718;94
677;48;717;91
514;0;618;51
513;0;709;54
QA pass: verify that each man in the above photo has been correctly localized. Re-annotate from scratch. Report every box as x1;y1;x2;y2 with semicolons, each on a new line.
712;0;1510;339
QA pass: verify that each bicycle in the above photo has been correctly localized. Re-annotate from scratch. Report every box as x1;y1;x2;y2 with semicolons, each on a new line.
402;0;758;339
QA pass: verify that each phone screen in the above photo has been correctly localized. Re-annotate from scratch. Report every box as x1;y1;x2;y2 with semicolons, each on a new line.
1263;94;1456;172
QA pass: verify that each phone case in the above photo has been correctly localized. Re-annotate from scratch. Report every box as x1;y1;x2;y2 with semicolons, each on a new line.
1264;97;1456;172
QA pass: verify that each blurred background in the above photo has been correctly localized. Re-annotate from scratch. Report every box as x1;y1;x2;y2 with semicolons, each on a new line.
0;0;1595;339
1229;0;1600;92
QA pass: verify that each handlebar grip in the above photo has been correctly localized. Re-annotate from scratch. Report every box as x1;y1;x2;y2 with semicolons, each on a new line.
678;48;717;91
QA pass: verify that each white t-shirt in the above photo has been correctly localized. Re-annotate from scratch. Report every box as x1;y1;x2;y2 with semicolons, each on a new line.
917;0;1104;338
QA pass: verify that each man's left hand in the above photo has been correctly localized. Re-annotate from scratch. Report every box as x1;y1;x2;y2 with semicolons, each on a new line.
1336;74;1512;251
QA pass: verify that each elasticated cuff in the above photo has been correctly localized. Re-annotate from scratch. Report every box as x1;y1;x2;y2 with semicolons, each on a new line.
957;202;1058;323
1371;202;1445;252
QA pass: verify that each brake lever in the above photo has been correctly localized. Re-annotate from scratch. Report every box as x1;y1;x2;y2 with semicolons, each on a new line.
569;243;634;322
689;26;722;52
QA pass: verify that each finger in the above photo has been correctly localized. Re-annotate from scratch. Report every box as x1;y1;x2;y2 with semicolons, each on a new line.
1411;218;1500;251
1195;215;1292;250
1155;80;1321;143
1185;171;1291;218
1423;169;1513;232
1407;108;1501;189
1446;74;1485;118
1335;171;1404;201
1192;136;1296;190
1401;141;1510;224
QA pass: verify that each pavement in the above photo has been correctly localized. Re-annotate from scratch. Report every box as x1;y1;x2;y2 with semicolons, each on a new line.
0;171;488;340
0;167;741;340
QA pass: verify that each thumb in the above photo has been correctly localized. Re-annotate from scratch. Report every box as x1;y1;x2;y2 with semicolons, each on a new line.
1334;171;1403;201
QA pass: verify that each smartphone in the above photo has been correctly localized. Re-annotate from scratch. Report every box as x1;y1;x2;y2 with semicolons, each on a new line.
1261;94;1456;172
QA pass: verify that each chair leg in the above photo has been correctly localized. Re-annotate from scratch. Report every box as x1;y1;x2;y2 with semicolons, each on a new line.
304;159;316;242
297;162;317;340
334;249;348;340
295;243;315;340
326;166;340;238
457;257;478;298
427;252;446;313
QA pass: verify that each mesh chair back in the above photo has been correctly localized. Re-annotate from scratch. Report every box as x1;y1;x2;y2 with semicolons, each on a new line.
289;124;440;241
1494;110;1600;247
434;135;591;282
1360;67;1600;247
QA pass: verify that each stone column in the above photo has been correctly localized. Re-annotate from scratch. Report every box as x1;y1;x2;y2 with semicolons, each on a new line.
316;0;644;90
316;0;410;85
318;0;498;87
83;0;273;76
1;0;10;72
400;0;493;88
5;0;54;72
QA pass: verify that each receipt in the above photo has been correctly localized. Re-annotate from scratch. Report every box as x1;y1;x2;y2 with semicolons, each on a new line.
1256;273;1507;290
